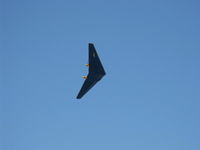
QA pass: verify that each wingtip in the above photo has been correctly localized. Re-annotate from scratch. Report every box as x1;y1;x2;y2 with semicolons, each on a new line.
89;43;94;46
76;95;82;99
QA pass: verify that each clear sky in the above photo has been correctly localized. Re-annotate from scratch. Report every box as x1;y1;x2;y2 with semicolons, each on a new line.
1;0;200;150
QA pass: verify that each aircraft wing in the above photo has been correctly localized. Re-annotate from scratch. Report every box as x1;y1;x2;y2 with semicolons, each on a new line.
76;76;98;99
89;43;106;75
76;43;106;99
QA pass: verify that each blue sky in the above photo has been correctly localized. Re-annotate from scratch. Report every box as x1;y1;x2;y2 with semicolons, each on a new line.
1;0;200;150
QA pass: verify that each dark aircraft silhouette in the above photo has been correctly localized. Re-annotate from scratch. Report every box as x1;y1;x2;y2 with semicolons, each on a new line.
76;43;106;99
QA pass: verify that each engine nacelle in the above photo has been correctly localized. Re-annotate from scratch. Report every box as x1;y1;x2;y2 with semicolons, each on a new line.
82;76;87;79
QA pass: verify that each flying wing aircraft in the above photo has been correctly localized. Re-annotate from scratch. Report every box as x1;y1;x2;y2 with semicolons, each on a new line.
76;43;106;99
